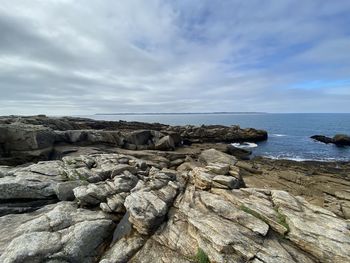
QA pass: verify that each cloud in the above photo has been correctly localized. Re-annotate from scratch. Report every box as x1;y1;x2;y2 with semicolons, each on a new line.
0;0;350;114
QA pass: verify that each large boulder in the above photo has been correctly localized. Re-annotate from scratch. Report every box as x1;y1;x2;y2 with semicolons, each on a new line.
57;130;122;145
0;123;56;164
0;202;115;263
226;144;252;160
191;166;243;190
333;134;350;146
169;124;268;143
311;134;350;146
0;123;56;151
124;169;180;235
0;161;65;215
155;135;175;151
311;135;334;144
199;148;237;166
124;130;153;146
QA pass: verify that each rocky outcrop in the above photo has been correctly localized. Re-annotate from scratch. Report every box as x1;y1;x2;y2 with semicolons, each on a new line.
0;202;115;263
333;134;350;146
3;117;349;262
0;147;349;263
0;161;65;215
0;123;56;164
226;144;252;159
123;185;350;263
0;115;167;131
199;148;237;166
311;134;350;146
167;124;268;143
0;116;268;165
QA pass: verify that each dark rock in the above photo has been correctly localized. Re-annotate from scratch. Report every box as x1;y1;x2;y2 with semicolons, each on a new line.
0;199;58;216
171;124;267;143
0;123;56;164
55;181;81;201
311;135;334;144
155;135;175;151
333;134;350;146
226;144;252;160
124;130;153;146
181;139;192;146
165;131;182;146
0;116;268;165
311;134;350;147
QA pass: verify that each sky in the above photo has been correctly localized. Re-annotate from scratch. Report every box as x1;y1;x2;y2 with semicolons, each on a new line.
0;0;350;115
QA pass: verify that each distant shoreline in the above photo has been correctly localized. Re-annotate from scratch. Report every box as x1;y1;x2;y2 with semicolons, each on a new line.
95;112;267;116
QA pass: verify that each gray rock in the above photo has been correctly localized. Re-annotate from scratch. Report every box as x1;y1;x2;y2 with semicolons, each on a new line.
0;202;115;263
0;123;56;151
0;123;56;164
124;130;153;146
57;130;122;145
73;181;117;206
226;144;252;160
0;173;59;200
74;170;138;207
199;148;237;166
100;235;145;263
55;181;81;201
111;164;138;177
212;175;237;189
124;169;179;235
191;167;243;190
272;190;350;262
155;135;175;151
205;162;230;175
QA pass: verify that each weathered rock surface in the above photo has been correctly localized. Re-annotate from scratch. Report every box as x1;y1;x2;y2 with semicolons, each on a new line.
199;148;237;166
154;135;175;151
0;128;349;263
245;157;350;220
0;116;268;165
0;202;115;263
0;123;56;164
168;124;268;143
0;161;65;215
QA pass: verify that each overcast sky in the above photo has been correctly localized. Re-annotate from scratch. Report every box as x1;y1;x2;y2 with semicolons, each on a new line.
1;0;350;115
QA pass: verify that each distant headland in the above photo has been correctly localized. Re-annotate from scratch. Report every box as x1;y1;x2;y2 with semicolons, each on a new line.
95;112;267;115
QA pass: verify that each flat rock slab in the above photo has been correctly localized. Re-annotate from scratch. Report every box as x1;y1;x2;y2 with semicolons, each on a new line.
0;202;115;263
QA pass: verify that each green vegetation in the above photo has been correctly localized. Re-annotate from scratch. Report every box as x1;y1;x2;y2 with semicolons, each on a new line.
239;205;268;223
240;205;290;234
195;248;210;263
275;209;290;233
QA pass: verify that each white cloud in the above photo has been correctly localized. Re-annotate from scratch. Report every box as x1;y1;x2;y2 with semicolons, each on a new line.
0;0;350;114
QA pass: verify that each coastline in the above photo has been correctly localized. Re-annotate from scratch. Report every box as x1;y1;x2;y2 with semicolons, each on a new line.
0;115;350;262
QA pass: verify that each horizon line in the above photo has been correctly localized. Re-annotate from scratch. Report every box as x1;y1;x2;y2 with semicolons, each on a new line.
94;112;267;115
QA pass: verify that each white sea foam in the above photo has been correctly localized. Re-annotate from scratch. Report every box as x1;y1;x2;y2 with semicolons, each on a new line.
263;155;341;162
231;142;258;149
271;134;287;137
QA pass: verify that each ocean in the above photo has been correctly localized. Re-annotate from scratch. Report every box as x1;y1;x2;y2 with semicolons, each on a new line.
85;113;350;162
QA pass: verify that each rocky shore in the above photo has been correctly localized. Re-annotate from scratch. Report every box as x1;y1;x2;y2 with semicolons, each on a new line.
0;116;349;263
311;134;350;146
0;115;267;165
